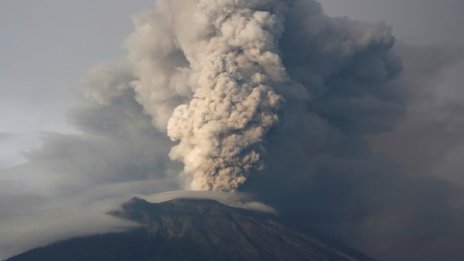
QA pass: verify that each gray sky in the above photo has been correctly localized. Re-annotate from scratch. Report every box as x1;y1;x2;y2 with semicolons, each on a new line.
0;0;152;168
320;0;464;44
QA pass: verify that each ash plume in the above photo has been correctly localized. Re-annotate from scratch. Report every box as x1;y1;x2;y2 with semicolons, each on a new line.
128;0;294;191
126;0;402;192
3;0;464;260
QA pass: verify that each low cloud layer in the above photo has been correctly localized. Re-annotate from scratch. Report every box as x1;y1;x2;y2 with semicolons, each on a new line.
0;61;180;258
0;133;41;170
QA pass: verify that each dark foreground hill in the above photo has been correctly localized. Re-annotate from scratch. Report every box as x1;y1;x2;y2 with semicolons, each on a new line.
8;198;375;261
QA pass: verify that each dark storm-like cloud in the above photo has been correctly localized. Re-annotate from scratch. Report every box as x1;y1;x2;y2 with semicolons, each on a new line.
371;44;464;181
241;2;464;260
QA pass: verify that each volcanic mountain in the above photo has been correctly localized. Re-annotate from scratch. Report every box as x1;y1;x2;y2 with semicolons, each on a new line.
7;198;375;261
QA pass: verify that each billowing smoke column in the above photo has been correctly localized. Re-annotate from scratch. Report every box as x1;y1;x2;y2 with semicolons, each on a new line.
8;0;464;260
128;0;292;191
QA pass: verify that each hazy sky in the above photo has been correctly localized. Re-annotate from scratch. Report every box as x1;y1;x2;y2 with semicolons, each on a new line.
321;0;464;44
0;0;152;168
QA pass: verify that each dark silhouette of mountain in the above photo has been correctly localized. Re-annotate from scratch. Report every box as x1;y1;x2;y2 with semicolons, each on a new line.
7;198;375;261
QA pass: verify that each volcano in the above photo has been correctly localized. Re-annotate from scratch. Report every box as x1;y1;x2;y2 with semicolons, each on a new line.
7;198;375;261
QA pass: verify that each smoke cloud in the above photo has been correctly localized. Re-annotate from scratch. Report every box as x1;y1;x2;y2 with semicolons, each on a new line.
0;60;179;259
2;0;464;260
125;0;403;192
127;0;295;191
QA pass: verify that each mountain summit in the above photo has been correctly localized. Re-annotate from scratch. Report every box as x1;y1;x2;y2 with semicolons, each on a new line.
8;198;375;261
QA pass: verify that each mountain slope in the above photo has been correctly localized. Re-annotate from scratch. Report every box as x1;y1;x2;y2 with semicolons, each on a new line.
7;198;375;261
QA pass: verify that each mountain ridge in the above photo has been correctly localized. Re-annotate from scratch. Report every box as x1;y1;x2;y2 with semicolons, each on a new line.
7;198;375;261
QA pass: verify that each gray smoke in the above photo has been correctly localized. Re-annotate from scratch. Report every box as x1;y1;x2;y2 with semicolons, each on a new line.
0;61;179;258
127;0;295;191
126;0;403;192
238;2;464;260
2;0;464;260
